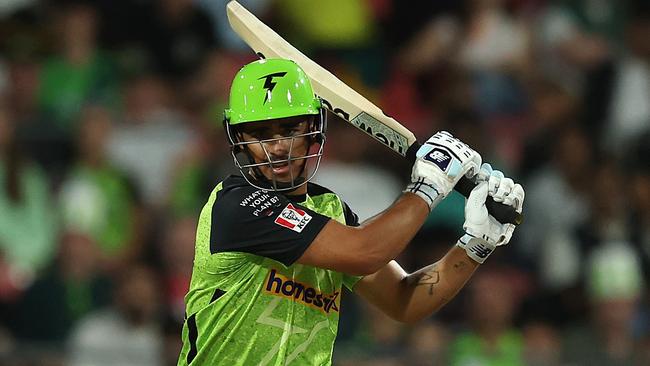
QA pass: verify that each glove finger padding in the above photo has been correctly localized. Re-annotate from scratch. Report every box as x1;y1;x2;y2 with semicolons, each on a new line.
502;183;524;212
493;177;514;203
510;184;525;213
487;168;504;196
476;163;494;182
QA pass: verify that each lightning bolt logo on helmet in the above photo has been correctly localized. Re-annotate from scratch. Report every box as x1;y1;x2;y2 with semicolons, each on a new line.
259;72;287;104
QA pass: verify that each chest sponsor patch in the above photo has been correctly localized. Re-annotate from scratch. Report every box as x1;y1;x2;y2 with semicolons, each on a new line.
274;203;312;232
265;269;339;314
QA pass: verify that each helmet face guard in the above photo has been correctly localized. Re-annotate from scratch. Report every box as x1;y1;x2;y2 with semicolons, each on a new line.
224;58;327;192
225;109;327;192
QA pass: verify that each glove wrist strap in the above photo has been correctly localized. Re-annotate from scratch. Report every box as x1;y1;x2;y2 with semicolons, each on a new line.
456;234;495;264
404;178;444;211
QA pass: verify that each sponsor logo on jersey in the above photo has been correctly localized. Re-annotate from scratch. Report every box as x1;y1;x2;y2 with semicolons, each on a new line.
239;190;282;217
424;147;452;172
274;204;312;232
264;269;339;314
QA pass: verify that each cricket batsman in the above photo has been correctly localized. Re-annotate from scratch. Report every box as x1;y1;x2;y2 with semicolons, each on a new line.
178;58;524;365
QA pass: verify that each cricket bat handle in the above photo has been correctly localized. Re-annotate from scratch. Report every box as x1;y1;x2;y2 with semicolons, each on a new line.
406;142;524;225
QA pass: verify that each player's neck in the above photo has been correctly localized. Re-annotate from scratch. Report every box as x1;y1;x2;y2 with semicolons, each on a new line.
286;184;308;197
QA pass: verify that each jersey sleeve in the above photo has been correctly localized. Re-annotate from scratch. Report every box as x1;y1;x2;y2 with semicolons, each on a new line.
342;201;360;227
342;273;362;291
210;185;330;266
341;201;362;289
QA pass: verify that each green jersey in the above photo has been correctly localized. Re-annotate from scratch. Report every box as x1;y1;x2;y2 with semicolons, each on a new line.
178;176;361;365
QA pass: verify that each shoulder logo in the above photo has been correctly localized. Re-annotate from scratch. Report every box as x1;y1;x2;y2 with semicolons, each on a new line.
275;203;312;232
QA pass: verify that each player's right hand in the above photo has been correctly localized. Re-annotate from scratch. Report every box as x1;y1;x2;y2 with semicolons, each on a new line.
457;163;525;263
405;131;482;210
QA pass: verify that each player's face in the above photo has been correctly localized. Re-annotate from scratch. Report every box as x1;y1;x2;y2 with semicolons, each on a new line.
239;116;312;183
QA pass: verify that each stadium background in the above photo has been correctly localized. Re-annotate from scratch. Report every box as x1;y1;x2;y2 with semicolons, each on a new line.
0;0;648;365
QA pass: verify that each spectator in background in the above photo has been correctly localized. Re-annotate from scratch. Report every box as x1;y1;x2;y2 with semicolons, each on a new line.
535;159;635;326
12;231;111;349
107;75;194;207
0;0;36;19
274;0;385;88
37;2;118;141
141;0;216;82
520;126;592;289
563;242;646;365
67;264;163;366
195;0;271;52
183;50;241;119
159;216;196;321
0;106;58;294
333;303;407;365
157;216;197;365
59;106;144;273
519;78;579;179
447;267;524;366
458;0;531;117
598;5;650;155
521;321;562;366
0;58;7;98
277;0;376;49
380;2;465;137
168;51;240;217
3;55;41;126
167;121;237;216
163;315;184;366
6;56;42;122
391;0;531;116
536;0;626;93
404;321;449;366
275;0;376;51
628;133;650;277
575;159;630;252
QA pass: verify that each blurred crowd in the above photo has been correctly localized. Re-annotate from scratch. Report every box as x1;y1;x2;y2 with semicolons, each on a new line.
0;0;648;365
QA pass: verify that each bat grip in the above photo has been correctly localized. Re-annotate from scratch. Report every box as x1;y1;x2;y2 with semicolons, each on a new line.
406;143;523;226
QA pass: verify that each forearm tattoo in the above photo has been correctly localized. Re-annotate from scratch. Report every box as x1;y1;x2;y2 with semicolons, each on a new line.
407;260;470;296
408;264;440;295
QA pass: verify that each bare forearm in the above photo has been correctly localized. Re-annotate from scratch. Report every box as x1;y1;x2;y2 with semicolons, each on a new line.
356;193;429;270
399;246;478;323
297;193;429;275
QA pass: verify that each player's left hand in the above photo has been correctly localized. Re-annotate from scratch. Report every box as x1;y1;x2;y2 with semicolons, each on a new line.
406;131;482;211
456;163;525;263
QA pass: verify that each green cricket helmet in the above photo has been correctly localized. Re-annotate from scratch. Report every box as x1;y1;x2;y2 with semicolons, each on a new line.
224;58;327;192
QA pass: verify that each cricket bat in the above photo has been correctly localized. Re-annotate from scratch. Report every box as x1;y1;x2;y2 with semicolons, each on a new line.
226;1;522;225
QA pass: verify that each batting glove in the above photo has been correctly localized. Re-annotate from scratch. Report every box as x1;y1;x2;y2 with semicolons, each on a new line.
457;163;525;263
405;131;482;211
